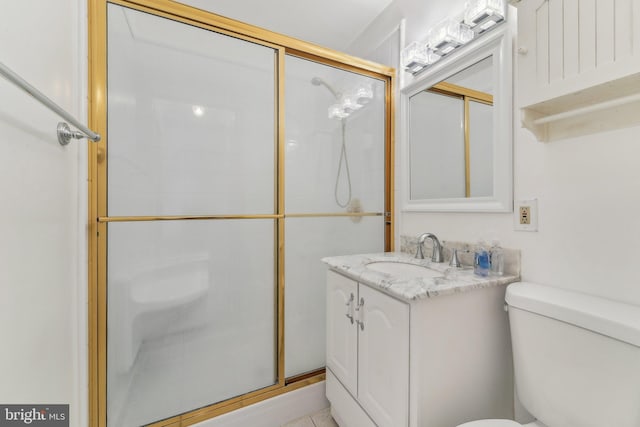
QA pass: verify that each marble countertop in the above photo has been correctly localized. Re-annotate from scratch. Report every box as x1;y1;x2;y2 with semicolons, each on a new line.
322;252;519;302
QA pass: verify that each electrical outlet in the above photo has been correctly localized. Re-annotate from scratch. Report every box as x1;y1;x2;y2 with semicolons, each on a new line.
514;199;538;231
519;206;531;225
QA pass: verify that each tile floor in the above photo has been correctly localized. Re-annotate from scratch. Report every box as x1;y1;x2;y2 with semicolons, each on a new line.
281;407;338;427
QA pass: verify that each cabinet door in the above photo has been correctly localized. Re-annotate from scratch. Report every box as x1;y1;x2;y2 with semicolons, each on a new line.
326;271;358;396
357;285;409;427
517;0;640;107
516;0;547;106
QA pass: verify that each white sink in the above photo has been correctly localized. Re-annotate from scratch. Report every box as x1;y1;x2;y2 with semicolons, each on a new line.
365;261;443;279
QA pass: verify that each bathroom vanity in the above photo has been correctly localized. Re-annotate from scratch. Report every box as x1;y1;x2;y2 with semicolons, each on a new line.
323;252;519;427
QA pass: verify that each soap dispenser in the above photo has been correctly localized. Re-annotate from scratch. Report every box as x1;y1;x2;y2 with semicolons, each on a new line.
489;240;504;276
474;240;490;277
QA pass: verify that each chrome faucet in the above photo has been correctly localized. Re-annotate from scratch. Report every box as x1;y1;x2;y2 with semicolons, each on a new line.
415;233;444;263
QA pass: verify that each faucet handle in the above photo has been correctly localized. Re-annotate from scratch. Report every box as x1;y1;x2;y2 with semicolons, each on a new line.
449;248;461;268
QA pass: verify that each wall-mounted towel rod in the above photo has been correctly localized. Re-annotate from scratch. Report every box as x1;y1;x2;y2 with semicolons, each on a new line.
0;61;101;145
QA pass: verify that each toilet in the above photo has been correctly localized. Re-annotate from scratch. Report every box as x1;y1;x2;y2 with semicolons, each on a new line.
458;282;640;427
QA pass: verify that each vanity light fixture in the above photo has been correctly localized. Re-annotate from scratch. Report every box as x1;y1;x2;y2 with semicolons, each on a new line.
326;83;375;119
401;0;505;75
353;82;374;105
426;18;474;56
464;0;506;34
328;103;349;119
342;94;363;113
400;41;442;74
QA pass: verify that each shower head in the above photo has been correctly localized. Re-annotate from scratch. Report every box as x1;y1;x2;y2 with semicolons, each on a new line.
311;77;340;99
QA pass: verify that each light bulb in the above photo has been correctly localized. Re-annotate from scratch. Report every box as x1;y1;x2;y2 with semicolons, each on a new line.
353;83;374;105
341;95;362;113
464;0;505;34
401;41;441;74
192;105;205;117
328;104;348;119
426;19;474;56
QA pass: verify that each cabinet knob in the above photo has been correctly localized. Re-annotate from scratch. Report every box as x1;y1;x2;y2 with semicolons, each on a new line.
518;46;529;55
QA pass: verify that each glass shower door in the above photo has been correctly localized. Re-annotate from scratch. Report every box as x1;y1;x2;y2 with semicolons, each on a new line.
106;5;277;426
284;55;387;378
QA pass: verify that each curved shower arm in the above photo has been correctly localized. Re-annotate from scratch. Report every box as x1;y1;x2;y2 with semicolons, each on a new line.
311;77;341;99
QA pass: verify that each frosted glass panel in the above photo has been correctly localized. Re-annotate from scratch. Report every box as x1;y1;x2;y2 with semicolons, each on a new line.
469;100;493;197
107;220;275;426
107;4;275;216
409;91;465;199
284;216;384;377
285;55;386;214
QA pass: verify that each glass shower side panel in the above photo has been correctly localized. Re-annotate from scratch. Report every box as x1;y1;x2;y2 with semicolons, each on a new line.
284;216;385;377
107;220;276;426
284;55;387;378
284;55;386;215
107;4;276;217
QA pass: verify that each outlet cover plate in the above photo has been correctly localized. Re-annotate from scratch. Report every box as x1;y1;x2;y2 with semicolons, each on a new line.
514;199;538;231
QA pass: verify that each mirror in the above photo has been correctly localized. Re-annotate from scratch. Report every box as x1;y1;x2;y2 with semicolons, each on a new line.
401;26;512;212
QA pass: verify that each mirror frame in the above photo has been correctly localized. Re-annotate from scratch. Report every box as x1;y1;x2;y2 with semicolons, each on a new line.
400;25;513;212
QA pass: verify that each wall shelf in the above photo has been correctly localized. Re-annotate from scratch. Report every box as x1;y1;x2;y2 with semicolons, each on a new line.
521;72;640;142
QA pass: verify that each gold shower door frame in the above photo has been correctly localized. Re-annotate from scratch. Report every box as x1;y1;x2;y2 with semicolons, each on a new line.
88;1;395;426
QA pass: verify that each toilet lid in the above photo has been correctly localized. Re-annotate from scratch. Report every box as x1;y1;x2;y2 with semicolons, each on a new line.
458;420;522;427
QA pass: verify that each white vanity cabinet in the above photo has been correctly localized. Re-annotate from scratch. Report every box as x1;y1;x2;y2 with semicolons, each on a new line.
326;270;409;427
325;266;515;427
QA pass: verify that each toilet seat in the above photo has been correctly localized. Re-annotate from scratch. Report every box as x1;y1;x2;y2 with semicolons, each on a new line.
457;420;522;427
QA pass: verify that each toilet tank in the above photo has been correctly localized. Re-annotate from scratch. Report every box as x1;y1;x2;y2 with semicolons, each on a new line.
506;282;640;427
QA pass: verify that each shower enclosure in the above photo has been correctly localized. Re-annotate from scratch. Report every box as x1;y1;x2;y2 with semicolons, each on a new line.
88;2;393;426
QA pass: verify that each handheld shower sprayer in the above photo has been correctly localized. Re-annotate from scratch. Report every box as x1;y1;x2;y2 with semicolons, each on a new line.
311;76;352;208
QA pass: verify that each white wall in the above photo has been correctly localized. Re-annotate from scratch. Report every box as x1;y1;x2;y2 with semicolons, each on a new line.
349;2;640;306
0;1;87;426
346;0;466;62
